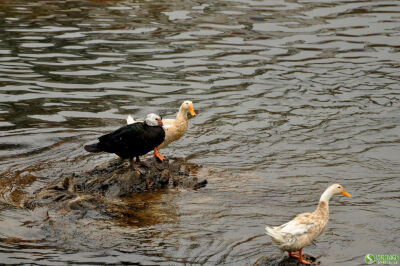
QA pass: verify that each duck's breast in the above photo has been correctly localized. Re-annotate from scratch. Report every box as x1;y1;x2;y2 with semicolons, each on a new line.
158;118;188;148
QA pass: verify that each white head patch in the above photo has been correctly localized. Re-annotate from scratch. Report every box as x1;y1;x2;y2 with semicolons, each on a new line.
145;113;162;126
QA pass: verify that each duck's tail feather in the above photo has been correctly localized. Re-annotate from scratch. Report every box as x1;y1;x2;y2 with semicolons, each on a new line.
265;226;284;243
84;143;101;153
127;115;135;125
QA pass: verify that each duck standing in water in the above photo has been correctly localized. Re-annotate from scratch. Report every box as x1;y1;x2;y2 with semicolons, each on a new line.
265;184;352;265
84;113;165;167
127;100;196;161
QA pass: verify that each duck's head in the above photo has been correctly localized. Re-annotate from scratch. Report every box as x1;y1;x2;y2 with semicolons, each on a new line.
145;113;163;126
331;184;352;197
320;184;351;202
181;100;196;116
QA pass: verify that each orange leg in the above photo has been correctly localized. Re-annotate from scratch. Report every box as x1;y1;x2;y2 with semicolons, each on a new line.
288;251;300;259
153;148;165;162
297;249;312;265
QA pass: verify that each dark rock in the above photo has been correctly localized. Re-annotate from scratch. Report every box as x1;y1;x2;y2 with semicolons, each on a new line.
254;254;319;266
29;157;207;218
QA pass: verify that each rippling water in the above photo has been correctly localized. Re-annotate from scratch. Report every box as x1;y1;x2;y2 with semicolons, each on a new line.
1;0;400;264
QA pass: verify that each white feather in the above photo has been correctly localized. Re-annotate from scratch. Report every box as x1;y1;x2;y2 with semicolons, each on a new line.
127;115;136;125
127;115;168;131
265;226;285;242
279;220;312;235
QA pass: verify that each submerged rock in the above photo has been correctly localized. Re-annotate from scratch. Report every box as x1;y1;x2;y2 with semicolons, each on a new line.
29;157;207;218
254;254;319;266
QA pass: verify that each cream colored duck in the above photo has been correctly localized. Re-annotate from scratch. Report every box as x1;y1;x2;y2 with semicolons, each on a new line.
265;184;351;265
127;100;196;161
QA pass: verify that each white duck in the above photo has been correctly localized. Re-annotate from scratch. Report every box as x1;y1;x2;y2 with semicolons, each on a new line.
265;184;351;265
127;100;196;161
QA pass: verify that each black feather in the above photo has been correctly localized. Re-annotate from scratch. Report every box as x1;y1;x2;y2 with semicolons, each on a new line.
84;143;101;152
85;122;165;160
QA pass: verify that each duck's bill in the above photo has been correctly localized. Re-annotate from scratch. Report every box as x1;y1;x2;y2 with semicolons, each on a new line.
341;190;352;197
156;118;163;126
189;106;196;116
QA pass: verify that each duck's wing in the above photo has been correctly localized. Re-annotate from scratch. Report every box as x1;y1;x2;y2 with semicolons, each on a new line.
100;123;144;143
97;122;157;158
278;213;315;236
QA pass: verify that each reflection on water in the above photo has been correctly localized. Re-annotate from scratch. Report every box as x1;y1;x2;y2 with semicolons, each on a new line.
1;0;400;264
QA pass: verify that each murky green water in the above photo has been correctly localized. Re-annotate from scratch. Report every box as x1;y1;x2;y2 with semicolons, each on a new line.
1;0;400;264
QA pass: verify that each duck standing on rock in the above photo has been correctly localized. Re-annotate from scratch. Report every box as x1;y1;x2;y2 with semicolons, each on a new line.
127;100;196;161
84;113;165;167
265;184;352;265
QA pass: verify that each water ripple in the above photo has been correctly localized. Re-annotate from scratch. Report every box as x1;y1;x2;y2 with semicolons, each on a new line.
0;0;399;264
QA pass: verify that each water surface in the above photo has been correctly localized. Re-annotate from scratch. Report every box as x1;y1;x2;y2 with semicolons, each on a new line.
1;0;400;265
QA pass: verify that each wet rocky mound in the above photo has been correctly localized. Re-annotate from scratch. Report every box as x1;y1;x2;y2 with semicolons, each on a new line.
30;157;207;218
254;254;319;266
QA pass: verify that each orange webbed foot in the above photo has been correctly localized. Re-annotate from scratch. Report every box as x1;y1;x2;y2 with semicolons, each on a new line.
298;258;312;265
288;252;300;259
296;249;312;265
153;148;165;162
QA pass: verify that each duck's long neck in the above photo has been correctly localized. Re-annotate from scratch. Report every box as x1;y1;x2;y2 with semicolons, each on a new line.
317;188;333;213
319;187;334;203
176;107;188;121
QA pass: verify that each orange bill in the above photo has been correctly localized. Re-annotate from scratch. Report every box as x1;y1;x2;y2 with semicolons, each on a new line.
341;190;352;197
189;105;196;116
